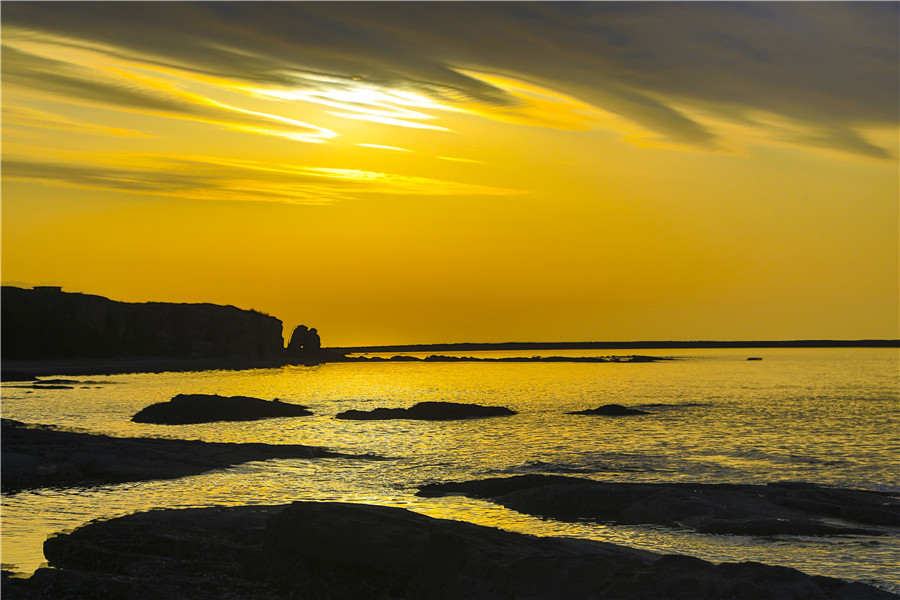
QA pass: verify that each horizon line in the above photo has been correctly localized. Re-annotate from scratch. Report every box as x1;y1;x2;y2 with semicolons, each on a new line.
330;340;900;351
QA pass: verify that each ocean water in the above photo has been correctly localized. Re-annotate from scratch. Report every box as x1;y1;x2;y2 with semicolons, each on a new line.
2;347;898;592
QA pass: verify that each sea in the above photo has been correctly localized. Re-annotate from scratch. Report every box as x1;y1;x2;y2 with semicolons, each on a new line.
1;347;898;593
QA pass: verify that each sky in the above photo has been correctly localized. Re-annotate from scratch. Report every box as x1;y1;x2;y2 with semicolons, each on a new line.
2;1;898;346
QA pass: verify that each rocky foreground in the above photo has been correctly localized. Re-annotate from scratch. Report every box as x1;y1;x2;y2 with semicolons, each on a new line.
1;419;378;493
3;501;896;600
417;474;900;537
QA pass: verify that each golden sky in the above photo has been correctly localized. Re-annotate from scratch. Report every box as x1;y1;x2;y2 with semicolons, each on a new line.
2;2;898;346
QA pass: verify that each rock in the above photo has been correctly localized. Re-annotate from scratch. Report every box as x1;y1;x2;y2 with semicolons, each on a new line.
1;286;285;360
4;501;894;599
0;372;36;381
334;401;516;421
417;475;900;537
131;393;312;424
1;418;370;493
568;403;652;416
285;324;321;355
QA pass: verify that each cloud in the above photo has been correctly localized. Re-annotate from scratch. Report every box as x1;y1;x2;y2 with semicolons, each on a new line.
1;44;336;143
357;144;413;152
1;155;525;204
2;2;896;157
789;125;894;161
1;104;149;138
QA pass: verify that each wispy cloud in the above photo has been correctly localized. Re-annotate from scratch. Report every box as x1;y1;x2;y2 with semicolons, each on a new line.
357;144;413;152
253;82;456;131
1;155;525;204
436;156;484;164
1;104;150;138
1;43;336;143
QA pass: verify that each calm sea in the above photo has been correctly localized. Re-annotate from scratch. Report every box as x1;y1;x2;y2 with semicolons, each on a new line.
2;348;898;592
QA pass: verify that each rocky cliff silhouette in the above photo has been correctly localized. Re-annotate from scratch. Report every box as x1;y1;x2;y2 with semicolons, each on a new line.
1;286;284;360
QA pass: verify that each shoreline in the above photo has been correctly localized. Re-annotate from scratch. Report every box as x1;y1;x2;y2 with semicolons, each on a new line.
1;418;381;494
1;353;670;379
4;342;896;379
0;356;323;379
336;339;900;353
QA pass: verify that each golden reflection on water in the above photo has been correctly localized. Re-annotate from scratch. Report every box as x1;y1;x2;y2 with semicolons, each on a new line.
2;349;898;590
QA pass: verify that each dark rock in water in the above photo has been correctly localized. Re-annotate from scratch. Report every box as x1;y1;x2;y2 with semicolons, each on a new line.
418;475;900;537
1;418;371;493
568;403;652;416
131;393;312;424
285;324;322;357
4;501;894;600
334;401;516;421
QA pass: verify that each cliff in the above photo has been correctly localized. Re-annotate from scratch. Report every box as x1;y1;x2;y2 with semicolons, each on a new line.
1;287;284;360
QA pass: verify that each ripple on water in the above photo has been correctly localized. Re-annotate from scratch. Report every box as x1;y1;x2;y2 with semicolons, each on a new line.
1;348;897;592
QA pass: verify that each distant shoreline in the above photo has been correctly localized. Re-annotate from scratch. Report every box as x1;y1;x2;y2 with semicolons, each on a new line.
334;339;900;353
3;341;896;379
0;357;313;379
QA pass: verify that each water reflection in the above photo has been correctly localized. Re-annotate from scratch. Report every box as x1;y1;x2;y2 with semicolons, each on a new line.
2;348;898;592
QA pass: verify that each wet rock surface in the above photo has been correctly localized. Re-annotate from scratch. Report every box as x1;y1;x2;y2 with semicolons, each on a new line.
417;474;900;537
1;419;369;493
568;403;653;416
334;400;516;421
131;393;313;424
3;501;895;599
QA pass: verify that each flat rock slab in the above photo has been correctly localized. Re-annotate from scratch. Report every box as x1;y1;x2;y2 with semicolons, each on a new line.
568;403;652;416
417;474;900;537
131;393;312;424
3;501;894;599
334;401;516;421
1;419;374;493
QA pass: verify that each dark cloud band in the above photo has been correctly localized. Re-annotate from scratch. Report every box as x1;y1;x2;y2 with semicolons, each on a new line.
3;1;897;157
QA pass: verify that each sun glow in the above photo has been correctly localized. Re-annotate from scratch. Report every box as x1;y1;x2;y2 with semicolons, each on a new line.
249;81;460;131
2;2;897;345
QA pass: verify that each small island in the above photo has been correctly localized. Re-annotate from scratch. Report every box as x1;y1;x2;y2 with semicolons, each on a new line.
334;401;516;421
131;393;313;424
568;403;653;416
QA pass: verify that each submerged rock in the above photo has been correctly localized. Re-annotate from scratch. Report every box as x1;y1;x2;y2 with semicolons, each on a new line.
131;393;312;424
417;475;900;537
334;401;516;421
3;501;894;599
568;403;652;416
